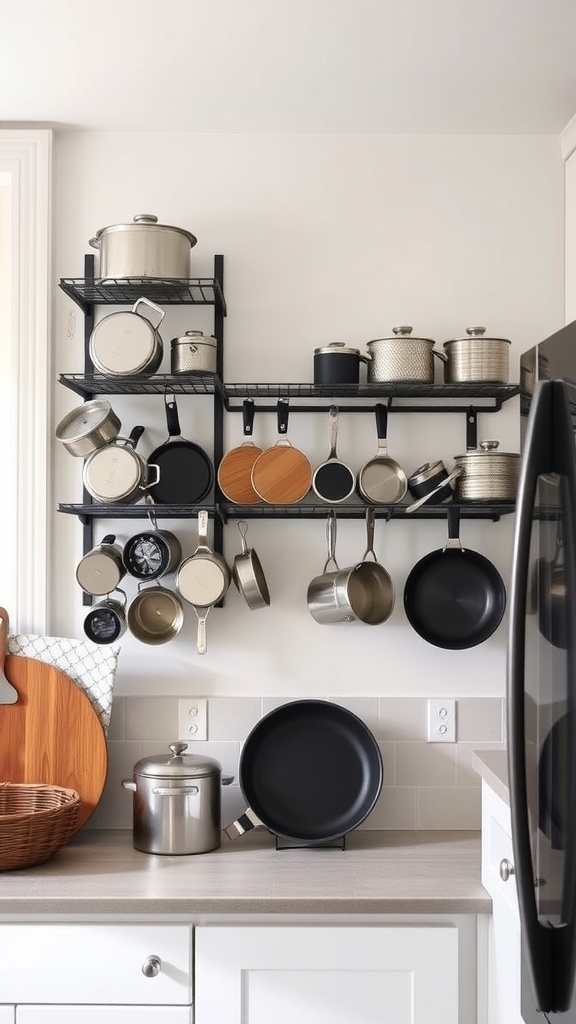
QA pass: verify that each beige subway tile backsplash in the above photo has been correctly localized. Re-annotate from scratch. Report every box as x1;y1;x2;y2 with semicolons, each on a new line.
96;695;497;830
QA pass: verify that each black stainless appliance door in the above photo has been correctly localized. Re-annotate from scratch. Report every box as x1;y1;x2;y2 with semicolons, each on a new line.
508;378;576;1022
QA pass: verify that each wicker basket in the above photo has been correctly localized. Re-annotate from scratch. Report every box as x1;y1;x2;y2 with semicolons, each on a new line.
0;783;81;871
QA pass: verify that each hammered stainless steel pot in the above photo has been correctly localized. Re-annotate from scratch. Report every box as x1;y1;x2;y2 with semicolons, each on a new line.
171;330;218;374
366;326;440;383
453;440;520;501
89;214;197;280
121;741;234;855
440;326;511;384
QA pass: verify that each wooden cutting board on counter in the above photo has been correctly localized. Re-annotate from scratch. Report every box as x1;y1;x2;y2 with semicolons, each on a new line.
0;609;108;831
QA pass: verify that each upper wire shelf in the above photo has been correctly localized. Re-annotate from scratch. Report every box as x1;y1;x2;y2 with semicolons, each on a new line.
59;372;223;399
59;277;227;315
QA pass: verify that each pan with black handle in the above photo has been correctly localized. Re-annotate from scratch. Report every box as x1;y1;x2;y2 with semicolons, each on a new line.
224;699;383;846
403;505;506;649
357;403;407;505
147;393;214;505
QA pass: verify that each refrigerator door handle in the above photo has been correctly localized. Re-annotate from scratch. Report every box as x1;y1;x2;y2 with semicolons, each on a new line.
509;379;576;1012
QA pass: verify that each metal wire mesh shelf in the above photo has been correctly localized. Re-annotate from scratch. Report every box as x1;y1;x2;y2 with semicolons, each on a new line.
59;373;224;398
222;382;520;412
59;500;515;521
59;277;227;315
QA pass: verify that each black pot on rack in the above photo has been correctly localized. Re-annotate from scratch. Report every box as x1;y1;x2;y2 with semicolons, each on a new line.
313;343;368;386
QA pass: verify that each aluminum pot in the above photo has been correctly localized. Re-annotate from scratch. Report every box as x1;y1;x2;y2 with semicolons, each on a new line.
89;297;165;376
440;326;511;384
171;330;218;374
121;741;234;855
366;326;440;383
453;440;520;501
313;343;368;386
55;399;121;457
89;214;197;280
76;533;126;596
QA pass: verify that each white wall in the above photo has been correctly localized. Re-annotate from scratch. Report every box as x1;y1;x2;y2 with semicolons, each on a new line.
51;132;564;699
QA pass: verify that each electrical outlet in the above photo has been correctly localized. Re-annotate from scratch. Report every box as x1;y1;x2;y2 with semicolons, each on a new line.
427;699;456;743
178;698;208;742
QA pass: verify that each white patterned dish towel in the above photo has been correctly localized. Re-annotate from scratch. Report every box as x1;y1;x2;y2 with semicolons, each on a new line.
6;634;119;735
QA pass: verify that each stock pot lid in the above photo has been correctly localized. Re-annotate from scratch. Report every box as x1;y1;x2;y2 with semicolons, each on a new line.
172;330;217;348
314;342;361;357
454;440;520;461
134;741;222;779
56;399;117;442
367;326;434;345
444;326;510;347
90;214;197;248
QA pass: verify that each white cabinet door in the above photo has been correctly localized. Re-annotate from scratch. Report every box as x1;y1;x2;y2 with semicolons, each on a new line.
0;925;191;1005
195;925;458;1024
16;1009;191;1023
481;782;523;1024
0;1009;14;1024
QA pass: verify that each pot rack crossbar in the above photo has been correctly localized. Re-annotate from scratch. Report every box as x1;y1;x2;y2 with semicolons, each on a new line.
57;255;520;606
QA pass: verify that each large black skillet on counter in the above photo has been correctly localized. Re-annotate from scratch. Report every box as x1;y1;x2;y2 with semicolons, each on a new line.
224;700;383;846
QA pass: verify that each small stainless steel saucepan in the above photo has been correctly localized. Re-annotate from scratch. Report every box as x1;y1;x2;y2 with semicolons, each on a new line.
232;521;271;610
176;510;231;654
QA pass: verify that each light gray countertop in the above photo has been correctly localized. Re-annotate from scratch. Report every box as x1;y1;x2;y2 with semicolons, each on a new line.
471;748;509;806
0;828;489;918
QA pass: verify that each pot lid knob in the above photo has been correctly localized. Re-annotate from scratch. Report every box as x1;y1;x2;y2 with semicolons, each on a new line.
133;214;159;224
392;326;413;336
465;326;487;337
169;741;188;757
479;440;500;451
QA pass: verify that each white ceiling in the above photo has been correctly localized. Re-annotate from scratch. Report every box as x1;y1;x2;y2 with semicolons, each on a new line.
2;0;576;135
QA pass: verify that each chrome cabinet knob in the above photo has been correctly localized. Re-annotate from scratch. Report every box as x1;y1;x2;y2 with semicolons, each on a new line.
499;858;515;882
142;954;162;978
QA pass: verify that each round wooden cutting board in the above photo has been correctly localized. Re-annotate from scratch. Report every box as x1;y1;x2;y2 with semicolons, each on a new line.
0;653;108;832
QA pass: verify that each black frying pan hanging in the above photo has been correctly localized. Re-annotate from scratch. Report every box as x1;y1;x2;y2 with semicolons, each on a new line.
403;505;506;650
147;393;214;504
224;699;383;845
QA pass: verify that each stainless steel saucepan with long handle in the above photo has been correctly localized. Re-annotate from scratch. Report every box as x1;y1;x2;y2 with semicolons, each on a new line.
175;510;231;654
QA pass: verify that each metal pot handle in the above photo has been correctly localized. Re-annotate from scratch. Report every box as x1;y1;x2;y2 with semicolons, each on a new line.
222;775;234;786
121;779;136;791
322;511;339;572
361;506;379;563
152;786;199;796
224;807;263;840
140;463;161;491
131;296;166;328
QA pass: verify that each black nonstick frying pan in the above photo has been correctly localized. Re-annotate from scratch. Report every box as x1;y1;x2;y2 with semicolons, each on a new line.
403;505;506;650
147;393;214;504
224;699;383;845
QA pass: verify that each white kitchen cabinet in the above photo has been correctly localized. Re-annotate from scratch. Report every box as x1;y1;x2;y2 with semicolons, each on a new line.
481;781;523;1024
194;924;459;1024
0;924;191;1007
16;1010;190;1023
0;1009;14;1024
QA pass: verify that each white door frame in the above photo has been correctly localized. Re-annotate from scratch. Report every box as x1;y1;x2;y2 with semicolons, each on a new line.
0;129;52;633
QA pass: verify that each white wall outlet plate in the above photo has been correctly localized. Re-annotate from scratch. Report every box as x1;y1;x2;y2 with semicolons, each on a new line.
427;698;456;743
178;698;208;742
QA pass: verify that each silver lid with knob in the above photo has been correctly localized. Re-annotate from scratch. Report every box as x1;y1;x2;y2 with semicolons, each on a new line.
132;741;223;779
